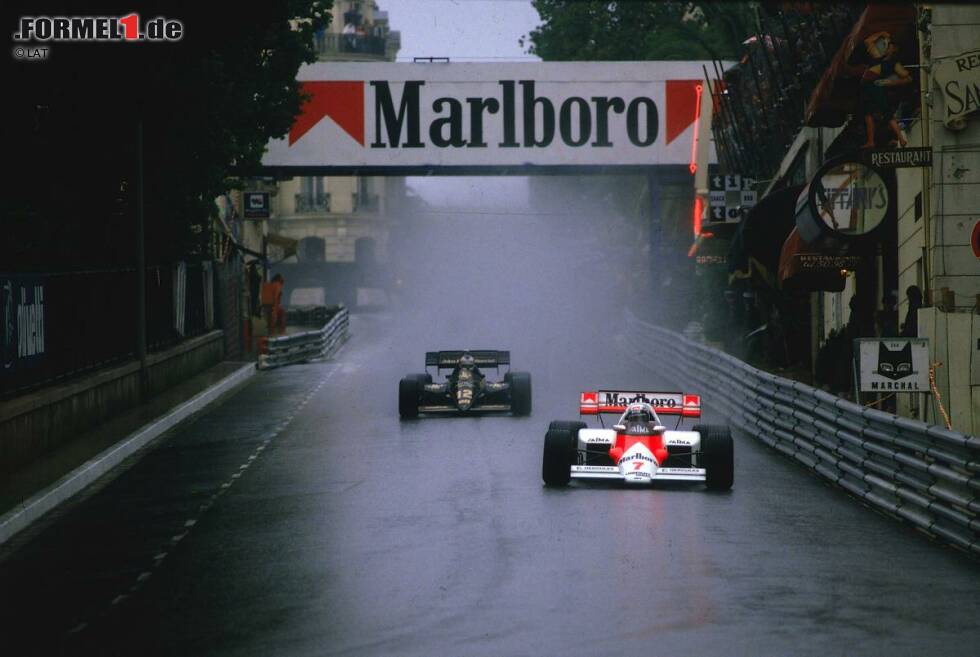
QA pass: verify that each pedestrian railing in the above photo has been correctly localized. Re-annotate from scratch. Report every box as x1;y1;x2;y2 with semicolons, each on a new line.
625;310;980;557
258;305;349;370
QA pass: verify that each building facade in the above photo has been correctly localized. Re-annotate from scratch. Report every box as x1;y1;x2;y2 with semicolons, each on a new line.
694;3;979;435
241;1;403;313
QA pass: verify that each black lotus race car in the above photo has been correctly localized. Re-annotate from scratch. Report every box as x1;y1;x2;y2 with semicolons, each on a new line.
399;350;531;418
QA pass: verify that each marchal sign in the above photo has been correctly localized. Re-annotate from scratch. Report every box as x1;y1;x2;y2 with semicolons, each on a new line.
932;49;980;130
261;62;718;173
855;338;929;393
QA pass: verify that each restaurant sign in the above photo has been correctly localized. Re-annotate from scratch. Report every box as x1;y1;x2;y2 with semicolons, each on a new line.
795;158;890;243
864;147;932;169
932;49;980;130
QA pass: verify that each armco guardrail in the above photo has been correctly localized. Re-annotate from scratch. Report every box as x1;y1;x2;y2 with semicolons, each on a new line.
259;305;349;370
625;310;980;556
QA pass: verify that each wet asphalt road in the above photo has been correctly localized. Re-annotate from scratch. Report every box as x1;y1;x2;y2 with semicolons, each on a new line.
3;211;980;657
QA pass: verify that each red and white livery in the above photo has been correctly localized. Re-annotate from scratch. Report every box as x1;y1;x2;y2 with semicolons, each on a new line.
542;390;734;490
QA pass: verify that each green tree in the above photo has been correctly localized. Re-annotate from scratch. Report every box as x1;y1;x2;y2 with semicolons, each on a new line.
4;0;332;268
524;1;755;62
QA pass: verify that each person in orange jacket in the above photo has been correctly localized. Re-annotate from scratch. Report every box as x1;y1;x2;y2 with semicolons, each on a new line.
261;273;286;336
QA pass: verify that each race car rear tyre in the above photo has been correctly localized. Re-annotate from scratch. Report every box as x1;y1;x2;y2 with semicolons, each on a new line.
696;424;734;491
399;376;421;419
410;372;433;385
507;371;532;416
542;421;584;486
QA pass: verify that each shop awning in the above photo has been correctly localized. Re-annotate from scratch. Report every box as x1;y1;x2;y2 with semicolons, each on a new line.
804;3;918;128
778;227;863;292
266;234;298;261
728;184;805;287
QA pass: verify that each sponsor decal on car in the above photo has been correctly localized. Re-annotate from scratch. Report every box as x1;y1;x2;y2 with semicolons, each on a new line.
620;452;656;464
601;391;680;408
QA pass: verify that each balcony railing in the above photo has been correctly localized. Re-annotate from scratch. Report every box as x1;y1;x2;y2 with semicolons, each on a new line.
709;3;864;181
315;32;390;57
294;193;330;214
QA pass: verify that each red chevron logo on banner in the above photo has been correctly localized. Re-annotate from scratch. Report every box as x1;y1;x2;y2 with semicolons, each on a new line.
289;81;365;146
665;79;701;146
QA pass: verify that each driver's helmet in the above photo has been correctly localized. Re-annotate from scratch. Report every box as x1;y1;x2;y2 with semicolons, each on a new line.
624;403;653;425
458;354;475;369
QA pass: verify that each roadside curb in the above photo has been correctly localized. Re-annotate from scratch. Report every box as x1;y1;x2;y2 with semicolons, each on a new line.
0;363;257;546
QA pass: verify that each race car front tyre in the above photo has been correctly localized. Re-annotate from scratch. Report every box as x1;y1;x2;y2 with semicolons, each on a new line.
696;424;734;491
507;371;532;415
399;376;421;419
542;421;584;486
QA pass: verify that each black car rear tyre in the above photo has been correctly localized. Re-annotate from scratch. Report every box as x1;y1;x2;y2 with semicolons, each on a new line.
542;421;584;486
696;424;734;491
399;376;421;419
410;372;433;385
507;371;532;416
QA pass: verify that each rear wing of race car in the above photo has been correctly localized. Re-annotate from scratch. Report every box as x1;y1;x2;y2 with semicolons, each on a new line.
425;350;511;370
579;390;701;418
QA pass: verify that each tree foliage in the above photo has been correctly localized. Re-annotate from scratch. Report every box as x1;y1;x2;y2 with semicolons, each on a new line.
524;1;756;62
4;1;331;269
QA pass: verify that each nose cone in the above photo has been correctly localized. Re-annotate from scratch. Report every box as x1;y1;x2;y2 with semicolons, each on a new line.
456;387;474;410
619;447;656;484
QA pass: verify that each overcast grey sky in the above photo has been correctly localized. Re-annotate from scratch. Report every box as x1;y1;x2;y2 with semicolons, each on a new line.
382;0;541;62
379;0;542;208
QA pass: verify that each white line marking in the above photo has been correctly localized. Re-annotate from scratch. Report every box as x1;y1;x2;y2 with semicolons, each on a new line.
72;365;347;633
0;363;256;546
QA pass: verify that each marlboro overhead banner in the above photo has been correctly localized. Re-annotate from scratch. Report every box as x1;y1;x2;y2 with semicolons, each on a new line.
261;62;717;174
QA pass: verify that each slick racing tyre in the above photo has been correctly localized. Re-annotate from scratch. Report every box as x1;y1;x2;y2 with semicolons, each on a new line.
542;421;585;486
695;424;734;491
410;372;432;385
399;375;422;419
506;371;532;416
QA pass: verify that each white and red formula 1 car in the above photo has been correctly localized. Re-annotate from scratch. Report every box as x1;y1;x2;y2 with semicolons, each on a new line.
541;390;733;490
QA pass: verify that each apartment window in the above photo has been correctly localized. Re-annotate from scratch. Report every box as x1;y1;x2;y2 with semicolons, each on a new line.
296;177;328;213
302;177;324;198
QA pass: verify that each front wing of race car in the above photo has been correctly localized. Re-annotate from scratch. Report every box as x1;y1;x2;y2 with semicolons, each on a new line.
415;381;512;413
569;465;707;483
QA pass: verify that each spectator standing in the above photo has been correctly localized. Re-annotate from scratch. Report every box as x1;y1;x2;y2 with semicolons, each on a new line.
901;285;923;337
342;22;356;51
877;290;899;337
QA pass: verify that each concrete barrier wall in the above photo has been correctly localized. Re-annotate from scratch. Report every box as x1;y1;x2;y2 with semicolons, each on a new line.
0;331;224;475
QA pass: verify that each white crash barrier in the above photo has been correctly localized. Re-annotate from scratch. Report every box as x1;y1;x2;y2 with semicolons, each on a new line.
624;310;980;556
258;305;350;370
